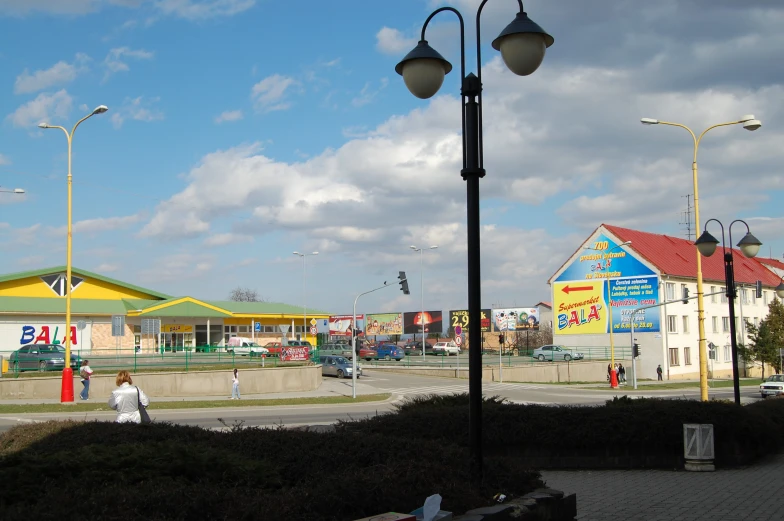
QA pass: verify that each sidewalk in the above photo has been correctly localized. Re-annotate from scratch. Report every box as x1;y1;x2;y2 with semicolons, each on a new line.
0;377;384;406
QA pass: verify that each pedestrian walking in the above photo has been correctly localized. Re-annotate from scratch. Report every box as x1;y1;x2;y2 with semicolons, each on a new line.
231;368;241;400
79;359;93;400
618;363;626;383
657;364;663;381
607;363;612;382
108;370;150;424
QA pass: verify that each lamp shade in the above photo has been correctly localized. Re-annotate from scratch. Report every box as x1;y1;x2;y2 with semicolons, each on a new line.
737;231;762;258
776;280;784;299
491;12;553;76
742;119;761;131
395;40;452;99
695;230;719;257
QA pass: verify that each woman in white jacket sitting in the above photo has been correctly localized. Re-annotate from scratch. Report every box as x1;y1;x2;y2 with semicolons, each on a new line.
108;370;150;424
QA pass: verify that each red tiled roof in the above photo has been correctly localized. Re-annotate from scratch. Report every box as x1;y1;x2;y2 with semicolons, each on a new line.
537;301;552;309
758;257;784;271
604;224;782;287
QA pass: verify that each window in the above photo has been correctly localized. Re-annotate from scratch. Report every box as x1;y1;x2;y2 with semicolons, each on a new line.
753;317;759;327
264;325;277;333
764;291;768;305
751;289;756;305
669;348;680;366
735;317;740;333
721;288;728;304
684;347;692;365
667;315;677;333
40;273;84;297
224;325;237;333
724;344;731;362
741;288;749;305
712;316;718;334
239;325;249;333
133;325;141;333
681;284;688;302
710;286;717;303
722;317;730;333
666;282;675;300
682;316;690;334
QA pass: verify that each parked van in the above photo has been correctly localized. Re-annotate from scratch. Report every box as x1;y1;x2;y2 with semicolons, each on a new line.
226;337;269;356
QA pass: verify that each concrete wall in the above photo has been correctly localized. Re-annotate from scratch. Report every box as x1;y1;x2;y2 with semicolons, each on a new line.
368;361;612;383
0;365;321;400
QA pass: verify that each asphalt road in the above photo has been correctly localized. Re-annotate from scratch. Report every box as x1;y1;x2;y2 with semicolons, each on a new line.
0;371;762;433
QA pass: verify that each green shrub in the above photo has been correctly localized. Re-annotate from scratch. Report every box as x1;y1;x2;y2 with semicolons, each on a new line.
0;420;541;521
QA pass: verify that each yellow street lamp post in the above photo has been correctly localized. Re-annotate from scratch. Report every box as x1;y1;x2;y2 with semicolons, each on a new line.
640;115;761;401
39;105;108;403
584;240;631;386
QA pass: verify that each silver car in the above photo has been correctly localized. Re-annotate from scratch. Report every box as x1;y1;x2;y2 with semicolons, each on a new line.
532;344;584;362
319;355;361;379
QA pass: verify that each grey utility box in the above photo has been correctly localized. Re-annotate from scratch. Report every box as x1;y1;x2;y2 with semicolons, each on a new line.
684;423;715;471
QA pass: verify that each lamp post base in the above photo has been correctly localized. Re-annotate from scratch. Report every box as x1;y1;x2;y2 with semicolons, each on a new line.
610;370;619;388
60;368;74;403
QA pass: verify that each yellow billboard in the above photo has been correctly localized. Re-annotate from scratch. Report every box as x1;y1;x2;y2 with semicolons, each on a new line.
552;280;607;335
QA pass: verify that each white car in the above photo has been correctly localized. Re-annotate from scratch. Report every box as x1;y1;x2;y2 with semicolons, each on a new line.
433;341;460;356
759;374;784;398
226;337;269;357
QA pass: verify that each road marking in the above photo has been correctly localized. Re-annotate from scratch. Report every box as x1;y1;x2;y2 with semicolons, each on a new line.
380;382;545;396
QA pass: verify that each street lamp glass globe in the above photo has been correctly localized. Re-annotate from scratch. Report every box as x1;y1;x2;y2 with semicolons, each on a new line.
737;232;762;258
497;32;547;76
92;105;109;115
401;59;447;99
695;230;719;257
776;281;784;299
742;119;761;131
13;188;25;194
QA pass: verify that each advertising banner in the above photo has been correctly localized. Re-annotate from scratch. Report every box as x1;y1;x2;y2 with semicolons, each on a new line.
162;324;193;333
449;309;493;332
554;234;654;283
610;276;660;333
403;311;443;334
553;281;606;335
280;346;310;361
492;308;540;331
366;313;403;335
329;315;364;336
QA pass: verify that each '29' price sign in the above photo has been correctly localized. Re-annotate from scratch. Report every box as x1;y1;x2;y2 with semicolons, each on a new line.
449;309;493;333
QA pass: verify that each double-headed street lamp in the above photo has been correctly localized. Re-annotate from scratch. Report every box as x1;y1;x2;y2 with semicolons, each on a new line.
293;251;318;342
0;188;25;194
39;104;108;403
584;241;631;386
410;245;438;358
777;278;784;300
695;219;762;405
395;1;553;479
640;115;761;402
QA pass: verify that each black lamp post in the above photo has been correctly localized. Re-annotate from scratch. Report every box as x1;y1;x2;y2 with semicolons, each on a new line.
695;219;762;405
394;1;553;480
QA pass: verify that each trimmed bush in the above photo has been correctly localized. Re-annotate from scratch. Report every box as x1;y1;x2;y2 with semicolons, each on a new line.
337;394;784;468
0;420;541;521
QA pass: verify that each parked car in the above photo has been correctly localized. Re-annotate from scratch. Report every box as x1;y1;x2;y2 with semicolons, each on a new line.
532;345;584;362
403;339;433;355
433;341;460;356
287;340;313;348
375;344;405;361
319;355;361;379
359;347;377;361
319;343;354;358
226;337;269;356
759;374;784;398
8;344;82;372
263;342;283;356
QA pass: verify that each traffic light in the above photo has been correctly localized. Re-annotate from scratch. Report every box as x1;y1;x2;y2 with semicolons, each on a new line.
682;286;689;304
498;333;505;344
756;280;763;299
398;271;410;295
632;342;640;358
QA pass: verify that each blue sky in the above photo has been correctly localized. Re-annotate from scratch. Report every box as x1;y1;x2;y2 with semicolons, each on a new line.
1;0;783;317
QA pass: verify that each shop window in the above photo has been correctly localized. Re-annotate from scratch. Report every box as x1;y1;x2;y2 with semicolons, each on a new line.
133;325;141;333
224;325;237;333
239;325;249;333
669;348;679;367
264;326;277;333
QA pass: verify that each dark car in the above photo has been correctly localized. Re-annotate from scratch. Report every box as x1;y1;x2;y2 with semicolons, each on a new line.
403;339;433;355
375;344;405;361
9;344;82;372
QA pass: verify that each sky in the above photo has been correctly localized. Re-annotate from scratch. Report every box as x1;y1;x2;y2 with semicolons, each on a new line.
0;0;782;318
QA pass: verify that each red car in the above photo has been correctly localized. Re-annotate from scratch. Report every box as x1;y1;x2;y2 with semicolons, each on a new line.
263;342;283;356
359;347;377;361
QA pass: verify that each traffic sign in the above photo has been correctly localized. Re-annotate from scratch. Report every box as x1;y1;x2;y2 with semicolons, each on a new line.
455;336;463;346
454;325;462;336
254;322;261;332
310;326;318;335
77;320;87;331
310;318;317;326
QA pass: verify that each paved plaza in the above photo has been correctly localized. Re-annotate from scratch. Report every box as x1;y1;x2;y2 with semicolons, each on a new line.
542;453;784;521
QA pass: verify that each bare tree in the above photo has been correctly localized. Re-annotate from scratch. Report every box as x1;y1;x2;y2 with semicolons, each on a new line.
228;287;264;302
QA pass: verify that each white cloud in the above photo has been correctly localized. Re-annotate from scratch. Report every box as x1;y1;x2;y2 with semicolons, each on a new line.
375;27;416;55
6;89;73;128
153;0;255;20
250;74;300;113
136;253;214;283
351;78;389;108
0;154;10;165
95;263;120;272
0;0;102;15
16;255;46;267
48;214;143;237
103;46;154;81
214;109;243;124
202;232;251;246
14;54;90;94
110;96;164;128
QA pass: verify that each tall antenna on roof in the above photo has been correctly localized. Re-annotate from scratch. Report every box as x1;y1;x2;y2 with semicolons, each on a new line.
679;194;694;241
